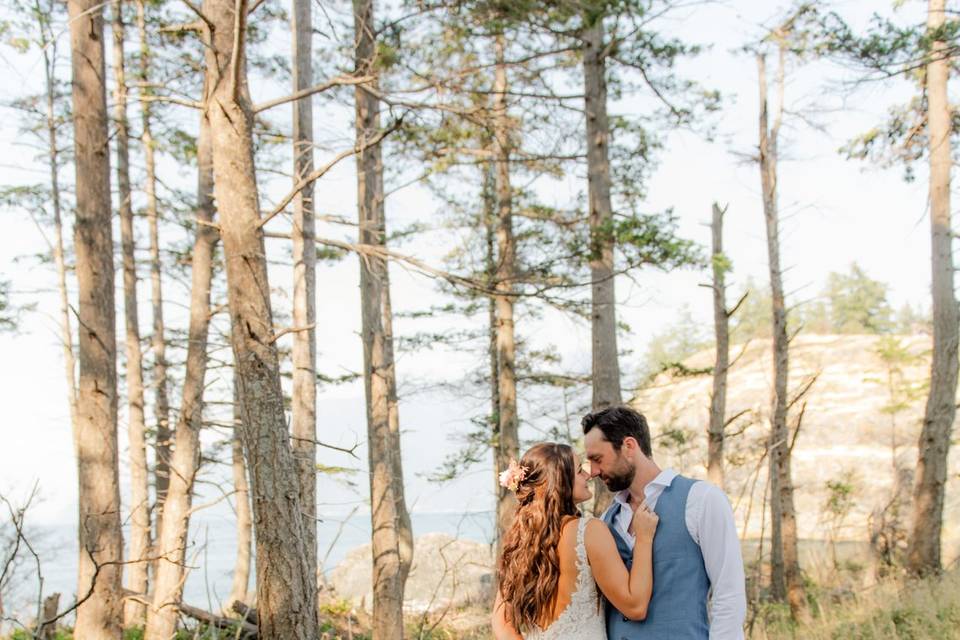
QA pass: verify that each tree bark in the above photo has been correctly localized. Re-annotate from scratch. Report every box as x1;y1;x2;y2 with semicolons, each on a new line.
491;33;520;553
290;0;318;601
707;203;728;489
583;16;618;515
758;51;804;617
227;376;253;609
112;0;150;625
354;1;414;635
135;0;171;523
68;0;124;634
201;0;319;635
908;0;958;577
144;101;219;640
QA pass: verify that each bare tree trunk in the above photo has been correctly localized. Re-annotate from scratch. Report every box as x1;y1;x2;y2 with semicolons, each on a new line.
908;0;958;577
482;160;505;573
492;33;520;553
758;51;804;618
354;1;413;635
39;593;60;640
759;48;785;603
227;376;252;608
144;102;218;640
290;0;318;601
583;16;618;515
201;0;319;635
708;203;729;489
38;0;78;450
112;0;150;625
68;0;124;634
135;0;171;521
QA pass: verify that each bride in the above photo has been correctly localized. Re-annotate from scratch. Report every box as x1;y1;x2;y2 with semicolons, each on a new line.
491;442;659;639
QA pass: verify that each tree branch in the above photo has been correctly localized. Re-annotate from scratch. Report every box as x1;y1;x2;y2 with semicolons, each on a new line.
178;0;213;31
268;324;315;345
290;435;361;459
258;117;404;229
137;94;204;109
253;75;375;114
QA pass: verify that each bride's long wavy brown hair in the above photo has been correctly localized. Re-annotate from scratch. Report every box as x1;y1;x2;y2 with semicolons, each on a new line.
497;442;579;631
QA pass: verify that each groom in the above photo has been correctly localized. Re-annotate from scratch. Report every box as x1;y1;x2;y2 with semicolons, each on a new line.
583;406;746;640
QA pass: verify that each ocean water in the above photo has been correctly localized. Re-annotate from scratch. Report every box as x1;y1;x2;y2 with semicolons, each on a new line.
6;510;495;625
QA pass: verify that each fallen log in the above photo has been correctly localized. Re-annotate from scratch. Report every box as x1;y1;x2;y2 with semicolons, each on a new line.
230;600;259;626
180;601;258;638
122;590;258;638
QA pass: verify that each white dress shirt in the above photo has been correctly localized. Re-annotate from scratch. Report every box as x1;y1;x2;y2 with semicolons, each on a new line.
612;468;747;640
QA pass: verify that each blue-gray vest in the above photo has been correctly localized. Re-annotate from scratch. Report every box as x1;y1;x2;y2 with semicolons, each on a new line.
602;475;710;640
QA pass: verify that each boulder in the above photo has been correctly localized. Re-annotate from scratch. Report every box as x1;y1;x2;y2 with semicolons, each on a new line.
329;532;494;613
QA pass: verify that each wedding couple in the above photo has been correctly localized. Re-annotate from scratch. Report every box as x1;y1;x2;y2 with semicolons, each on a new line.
491;406;747;639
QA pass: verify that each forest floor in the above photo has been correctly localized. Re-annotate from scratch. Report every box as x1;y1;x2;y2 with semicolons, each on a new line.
4;568;958;639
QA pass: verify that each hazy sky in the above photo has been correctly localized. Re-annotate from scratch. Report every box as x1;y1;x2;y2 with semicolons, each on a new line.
0;0;937;527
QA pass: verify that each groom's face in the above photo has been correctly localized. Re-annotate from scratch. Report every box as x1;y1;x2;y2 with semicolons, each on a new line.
584;428;637;492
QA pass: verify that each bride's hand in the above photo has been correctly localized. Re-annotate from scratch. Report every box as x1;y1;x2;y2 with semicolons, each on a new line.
632;501;659;542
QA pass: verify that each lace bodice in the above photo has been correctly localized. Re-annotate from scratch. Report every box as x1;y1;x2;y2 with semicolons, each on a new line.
525;515;607;640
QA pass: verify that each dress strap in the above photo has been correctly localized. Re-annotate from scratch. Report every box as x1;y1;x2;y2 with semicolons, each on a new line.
575;514;591;584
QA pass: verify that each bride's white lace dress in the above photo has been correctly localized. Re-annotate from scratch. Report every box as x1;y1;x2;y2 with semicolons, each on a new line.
525;515;607;640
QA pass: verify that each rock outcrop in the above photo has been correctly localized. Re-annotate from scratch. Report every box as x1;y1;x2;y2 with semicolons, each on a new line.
329;532;493;613
632;333;959;558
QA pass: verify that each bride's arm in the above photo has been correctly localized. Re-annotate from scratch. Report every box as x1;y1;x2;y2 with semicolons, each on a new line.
491;590;524;640
584;513;657;621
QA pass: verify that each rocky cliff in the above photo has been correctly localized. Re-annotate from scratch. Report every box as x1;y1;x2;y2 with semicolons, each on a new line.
632;333;959;558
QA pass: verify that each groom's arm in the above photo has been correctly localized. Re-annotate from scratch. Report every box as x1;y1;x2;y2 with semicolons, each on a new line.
692;483;747;640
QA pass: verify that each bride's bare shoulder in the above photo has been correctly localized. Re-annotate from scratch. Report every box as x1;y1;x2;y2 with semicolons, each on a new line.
583;517;615;547
558;515;580;544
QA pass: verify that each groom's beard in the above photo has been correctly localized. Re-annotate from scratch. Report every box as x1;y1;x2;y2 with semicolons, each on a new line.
601;459;636;492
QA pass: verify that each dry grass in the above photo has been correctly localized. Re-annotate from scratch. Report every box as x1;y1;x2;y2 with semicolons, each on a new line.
749;570;960;640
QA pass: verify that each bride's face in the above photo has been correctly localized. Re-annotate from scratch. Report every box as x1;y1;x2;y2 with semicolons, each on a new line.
573;456;593;503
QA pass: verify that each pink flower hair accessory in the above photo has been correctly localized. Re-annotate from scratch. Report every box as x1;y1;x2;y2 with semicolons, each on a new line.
498;459;528;492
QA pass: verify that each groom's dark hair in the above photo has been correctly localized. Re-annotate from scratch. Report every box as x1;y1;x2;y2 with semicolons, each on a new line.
582;405;652;457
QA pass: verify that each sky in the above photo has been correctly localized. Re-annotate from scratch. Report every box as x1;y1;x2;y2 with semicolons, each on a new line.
0;0;940;532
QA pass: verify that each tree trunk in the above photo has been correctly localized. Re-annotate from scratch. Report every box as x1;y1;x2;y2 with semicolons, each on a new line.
144;101;219;640
112;0;150;625
290;0;318;601
354;1;414;635
39;592;60;640
41;0;78;460
201;0;319;635
908;0;958;577
707;203;728;489
482;159;504;572
758;51;804;618
227;376;253;609
583;16;618;515
68;0;124;634
492;33;520;553
136;0;171;524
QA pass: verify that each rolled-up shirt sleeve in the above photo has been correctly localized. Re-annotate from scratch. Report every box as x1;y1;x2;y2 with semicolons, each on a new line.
688;482;747;640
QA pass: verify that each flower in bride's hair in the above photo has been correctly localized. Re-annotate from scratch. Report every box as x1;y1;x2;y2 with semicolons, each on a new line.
498;459;528;492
